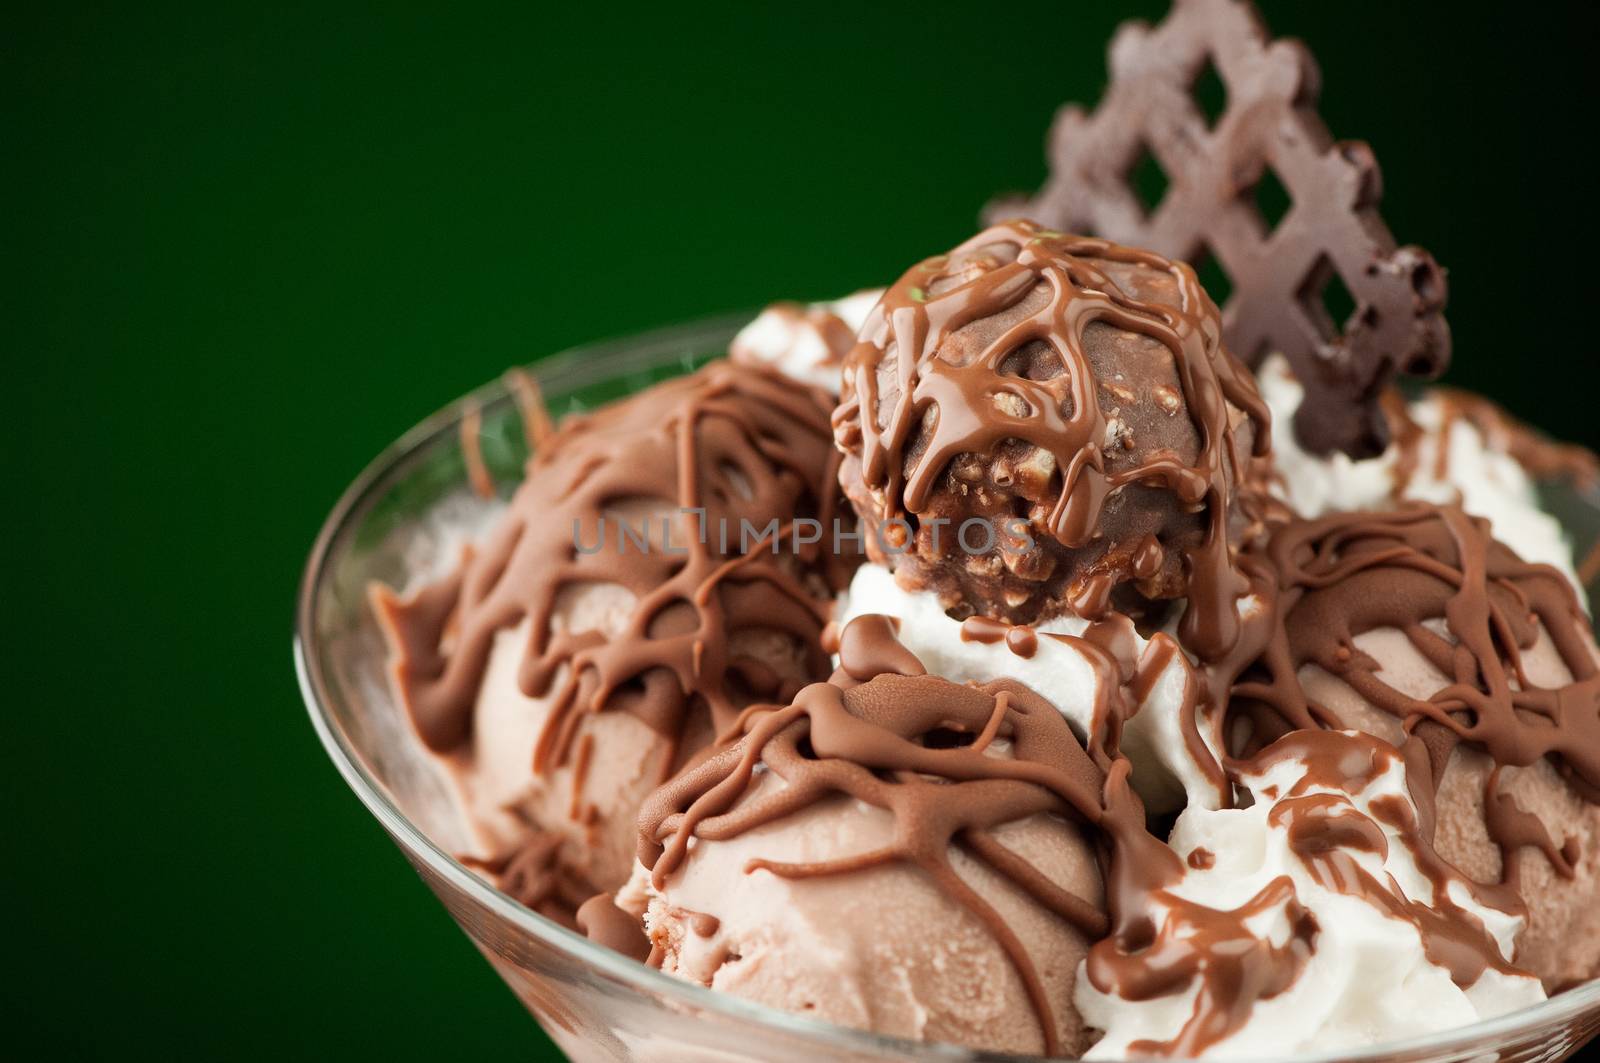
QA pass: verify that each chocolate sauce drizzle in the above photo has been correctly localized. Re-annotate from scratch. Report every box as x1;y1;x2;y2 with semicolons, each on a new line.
459;831;591;929
833;220;1270;662
460;398;495;501
503;366;555;451
1263;731;1524;988
1385;386;1600;499
1089;727;1536;1057
1089;815;1318;1057
1230;505;1600;887
374;360;850;782
575;892;651;962
957;610;1227;804
1579;539;1600;592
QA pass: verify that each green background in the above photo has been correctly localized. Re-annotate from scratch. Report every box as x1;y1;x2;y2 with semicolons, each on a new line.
10;1;1599;1058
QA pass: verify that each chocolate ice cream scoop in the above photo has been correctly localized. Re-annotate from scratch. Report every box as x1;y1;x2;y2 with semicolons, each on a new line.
635;614;1110;1057
1229;504;1600;987
832;219;1271;661
373;359;852;915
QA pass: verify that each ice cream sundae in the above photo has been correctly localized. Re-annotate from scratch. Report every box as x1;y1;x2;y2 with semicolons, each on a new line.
353;0;1600;1057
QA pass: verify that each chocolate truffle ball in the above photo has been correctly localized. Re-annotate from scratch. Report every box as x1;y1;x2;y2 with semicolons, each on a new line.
833;220;1270;659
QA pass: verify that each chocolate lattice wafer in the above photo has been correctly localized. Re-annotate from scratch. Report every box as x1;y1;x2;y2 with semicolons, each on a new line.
986;0;1448;458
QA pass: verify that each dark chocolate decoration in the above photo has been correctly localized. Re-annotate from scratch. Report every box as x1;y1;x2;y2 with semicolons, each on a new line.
986;0;1449;458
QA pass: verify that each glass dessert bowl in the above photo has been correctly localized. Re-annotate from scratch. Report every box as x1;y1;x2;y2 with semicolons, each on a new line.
296;314;1600;1063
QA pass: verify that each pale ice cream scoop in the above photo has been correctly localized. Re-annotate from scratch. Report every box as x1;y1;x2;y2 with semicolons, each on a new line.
632;615;1110;1057
372;360;848;920
424;603;803;916
632;770;1099;1055
1225;504;1600;990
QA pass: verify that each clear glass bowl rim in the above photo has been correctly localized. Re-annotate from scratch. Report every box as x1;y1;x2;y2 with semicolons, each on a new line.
293;311;1600;1063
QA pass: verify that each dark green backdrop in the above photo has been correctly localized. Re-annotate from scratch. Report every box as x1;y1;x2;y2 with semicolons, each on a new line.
10;2;1599;1059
